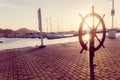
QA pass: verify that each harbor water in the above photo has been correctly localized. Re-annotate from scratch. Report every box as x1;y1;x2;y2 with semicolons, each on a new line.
0;33;120;51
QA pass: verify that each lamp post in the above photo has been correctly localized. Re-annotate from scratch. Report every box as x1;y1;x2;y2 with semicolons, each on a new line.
107;0;116;39
111;0;115;29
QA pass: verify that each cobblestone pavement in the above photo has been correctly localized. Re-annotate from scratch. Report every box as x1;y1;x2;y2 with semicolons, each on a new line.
0;38;120;80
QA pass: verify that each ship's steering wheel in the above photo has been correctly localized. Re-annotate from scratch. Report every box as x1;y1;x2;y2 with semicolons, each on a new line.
79;11;106;53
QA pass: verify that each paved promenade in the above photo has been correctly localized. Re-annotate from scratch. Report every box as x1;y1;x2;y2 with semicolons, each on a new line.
0;38;120;80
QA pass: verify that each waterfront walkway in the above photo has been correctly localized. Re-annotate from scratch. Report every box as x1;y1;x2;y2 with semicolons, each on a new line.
0;38;120;80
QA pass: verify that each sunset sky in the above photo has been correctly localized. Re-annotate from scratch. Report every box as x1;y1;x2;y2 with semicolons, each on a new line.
0;0;120;32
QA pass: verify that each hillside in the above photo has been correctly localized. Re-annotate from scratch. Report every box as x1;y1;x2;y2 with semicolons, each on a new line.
15;28;38;34
0;28;38;34
0;29;15;35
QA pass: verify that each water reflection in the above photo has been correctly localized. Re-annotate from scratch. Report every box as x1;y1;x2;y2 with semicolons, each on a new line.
0;37;79;50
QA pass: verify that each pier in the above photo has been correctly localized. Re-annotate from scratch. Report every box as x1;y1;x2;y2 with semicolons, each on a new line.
0;38;120;80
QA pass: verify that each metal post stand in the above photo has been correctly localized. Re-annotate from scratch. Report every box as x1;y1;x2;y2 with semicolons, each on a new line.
89;6;95;80
38;8;46;48
89;30;95;80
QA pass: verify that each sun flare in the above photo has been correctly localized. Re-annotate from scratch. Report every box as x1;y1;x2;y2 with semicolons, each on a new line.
81;16;102;41
83;33;90;41
82;16;102;31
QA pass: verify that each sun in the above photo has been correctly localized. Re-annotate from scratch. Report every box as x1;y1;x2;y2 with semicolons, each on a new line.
82;16;102;31
81;16;102;41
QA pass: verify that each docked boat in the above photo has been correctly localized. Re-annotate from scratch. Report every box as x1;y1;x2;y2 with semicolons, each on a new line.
46;33;73;39
46;33;64;39
0;41;3;43
107;29;116;39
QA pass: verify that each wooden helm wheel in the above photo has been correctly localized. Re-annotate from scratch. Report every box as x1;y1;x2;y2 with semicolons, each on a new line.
79;12;106;52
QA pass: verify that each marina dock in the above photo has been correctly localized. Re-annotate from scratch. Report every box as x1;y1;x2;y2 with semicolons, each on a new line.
0;38;120;80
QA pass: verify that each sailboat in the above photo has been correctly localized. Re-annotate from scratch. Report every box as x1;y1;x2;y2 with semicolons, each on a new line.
45;18;70;39
46;32;66;39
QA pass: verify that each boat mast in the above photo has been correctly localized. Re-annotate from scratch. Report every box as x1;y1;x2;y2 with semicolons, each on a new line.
46;17;49;33
49;17;52;33
57;20;59;32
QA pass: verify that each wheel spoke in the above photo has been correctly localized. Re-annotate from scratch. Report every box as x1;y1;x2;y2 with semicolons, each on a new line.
80;41;88;53
95;14;105;30
92;14;94;29
79;14;92;30
95;34;105;48
92;6;94;29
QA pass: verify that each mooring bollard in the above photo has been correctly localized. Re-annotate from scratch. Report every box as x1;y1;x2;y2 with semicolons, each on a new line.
78;6;106;80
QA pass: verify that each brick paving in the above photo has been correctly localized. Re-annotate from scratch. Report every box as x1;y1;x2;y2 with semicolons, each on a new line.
0;38;120;80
